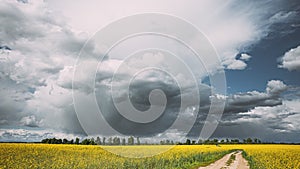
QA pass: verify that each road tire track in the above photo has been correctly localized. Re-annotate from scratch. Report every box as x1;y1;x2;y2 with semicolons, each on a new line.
198;151;249;169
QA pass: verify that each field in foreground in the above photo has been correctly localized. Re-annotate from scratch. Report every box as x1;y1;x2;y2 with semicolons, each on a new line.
0;143;299;169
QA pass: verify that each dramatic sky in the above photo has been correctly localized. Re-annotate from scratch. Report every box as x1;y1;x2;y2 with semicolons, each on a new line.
0;0;300;142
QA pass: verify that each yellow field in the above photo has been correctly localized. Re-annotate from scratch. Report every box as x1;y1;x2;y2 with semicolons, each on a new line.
0;143;231;169
0;143;299;169
237;144;300;169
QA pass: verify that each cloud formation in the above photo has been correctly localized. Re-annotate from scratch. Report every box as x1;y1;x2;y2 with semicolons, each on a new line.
20;115;41;127
0;128;82;142
0;0;87;135
220;80;287;114
240;53;252;61
236;100;300;133
47;0;298;71
223;53;252;70
279;45;300;71
215;98;300;142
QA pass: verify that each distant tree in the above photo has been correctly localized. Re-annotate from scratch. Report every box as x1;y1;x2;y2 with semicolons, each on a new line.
128;136;134;145
80;138;95;145
117;137;120;145
41;138;48;143
90;138;96;145
176;142;182;145
82;139;88;145
198;139;203;144
108;137;112;145
185;139;191;145
220;139;225;143
63;138;68;144
166;139;170;145
137;137;140;145
75;138;80;144
204;139;210;144
213;139;219;144
113;137;120;145
103;137;106;145
96;137;101;145
192;140;196;145
122;138;126;145
70;139;74;144
246;138;253;144
230;139;239;144
112;137;116;145
50;138;56;144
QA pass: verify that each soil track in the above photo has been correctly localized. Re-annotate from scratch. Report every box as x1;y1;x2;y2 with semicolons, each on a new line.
198;151;249;169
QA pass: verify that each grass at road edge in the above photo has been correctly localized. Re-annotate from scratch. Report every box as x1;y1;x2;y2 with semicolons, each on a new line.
191;149;237;169
242;150;264;169
226;153;236;166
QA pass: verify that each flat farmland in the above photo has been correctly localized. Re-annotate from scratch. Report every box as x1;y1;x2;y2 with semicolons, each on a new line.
0;143;299;169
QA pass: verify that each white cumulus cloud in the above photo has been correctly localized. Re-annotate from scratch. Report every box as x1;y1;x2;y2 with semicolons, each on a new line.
240;53;252;61
279;45;300;71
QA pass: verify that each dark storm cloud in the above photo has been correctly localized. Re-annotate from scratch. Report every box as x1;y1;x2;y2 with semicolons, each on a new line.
211;87;300;142
224;92;281;114
0;75;31;126
90;61;291;139
213;99;300;142
223;80;287;114
71;58;291;139
94;69;202;137
187;80;290;138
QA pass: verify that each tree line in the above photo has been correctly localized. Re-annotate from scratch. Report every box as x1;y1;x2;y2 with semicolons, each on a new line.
41;137;263;145
41;136;139;145
181;138;262;145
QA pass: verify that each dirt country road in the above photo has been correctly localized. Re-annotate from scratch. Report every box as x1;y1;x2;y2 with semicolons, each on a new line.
198;151;249;169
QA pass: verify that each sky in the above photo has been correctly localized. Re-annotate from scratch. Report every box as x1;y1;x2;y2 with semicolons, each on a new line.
0;0;300;143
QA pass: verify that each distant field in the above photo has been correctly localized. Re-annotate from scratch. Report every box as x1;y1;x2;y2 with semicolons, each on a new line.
0;143;299;169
